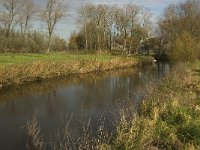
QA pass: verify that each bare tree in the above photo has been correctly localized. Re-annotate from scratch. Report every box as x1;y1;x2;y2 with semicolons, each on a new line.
40;0;66;53
158;0;200;60
127;4;141;53
78;5;88;50
0;0;23;37
159;0;200;49
106;5;116;50
78;4;99;50
114;5;130;51
75;3;152;54
19;0;36;33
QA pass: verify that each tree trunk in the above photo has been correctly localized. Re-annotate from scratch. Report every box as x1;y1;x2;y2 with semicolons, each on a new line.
124;38;127;51
110;34;112;50
129;40;132;54
47;34;52;53
103;30;106;49
85;39;88;51
124;29;127;52
97;33;100;50
85;25;88;50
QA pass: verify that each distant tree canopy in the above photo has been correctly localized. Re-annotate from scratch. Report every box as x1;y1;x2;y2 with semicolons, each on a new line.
159;0;200;61
68;3;152;54
1;0;199;60
0;28;67;53
68;32;85;50
0;0;67;53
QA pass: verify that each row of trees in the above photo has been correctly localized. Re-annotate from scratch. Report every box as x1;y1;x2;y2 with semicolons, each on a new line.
68;4;153;54
0;0;67;52
1;0;199;61
0;29;66;52
158;0;200;61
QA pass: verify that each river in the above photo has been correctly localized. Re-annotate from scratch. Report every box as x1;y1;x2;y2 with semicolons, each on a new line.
0;62;170;149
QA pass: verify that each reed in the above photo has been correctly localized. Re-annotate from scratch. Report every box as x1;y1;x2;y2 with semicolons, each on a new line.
25;116;45;150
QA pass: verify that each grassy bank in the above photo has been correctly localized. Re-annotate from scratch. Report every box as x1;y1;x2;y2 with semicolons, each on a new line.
0;53;153;88
104;62;200;150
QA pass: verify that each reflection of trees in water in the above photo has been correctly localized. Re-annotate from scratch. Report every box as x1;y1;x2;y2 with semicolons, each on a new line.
0;63;170;107
80;64;163;109
157;62;170;79
0;68;137;105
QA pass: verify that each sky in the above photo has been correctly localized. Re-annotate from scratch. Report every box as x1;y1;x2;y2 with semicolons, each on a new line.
36;0;184;40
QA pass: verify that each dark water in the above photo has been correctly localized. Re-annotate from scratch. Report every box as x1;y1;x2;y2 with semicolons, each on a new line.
0;62;170;150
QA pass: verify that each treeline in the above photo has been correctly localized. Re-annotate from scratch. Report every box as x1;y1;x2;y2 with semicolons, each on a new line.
68;4;153;54
0;29;66;53
0;0;67;53
1;0;200;59
158;0;200;61
69;0;200;59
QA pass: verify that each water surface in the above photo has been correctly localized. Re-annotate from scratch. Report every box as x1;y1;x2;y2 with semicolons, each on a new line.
0;62;170;149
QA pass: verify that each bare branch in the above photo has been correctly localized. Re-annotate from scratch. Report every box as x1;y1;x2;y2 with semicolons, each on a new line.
40;0;67;52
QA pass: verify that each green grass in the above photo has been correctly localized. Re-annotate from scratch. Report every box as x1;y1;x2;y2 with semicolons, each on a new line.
0;53;154;87
104;63;200;150
0;53;119;65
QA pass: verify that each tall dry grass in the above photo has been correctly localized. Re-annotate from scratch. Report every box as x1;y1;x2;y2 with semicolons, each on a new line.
25;117;45;150
25;114;113;150
0;57;153;88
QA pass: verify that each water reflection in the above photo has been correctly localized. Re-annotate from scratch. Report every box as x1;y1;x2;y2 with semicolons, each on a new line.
0;62;170;150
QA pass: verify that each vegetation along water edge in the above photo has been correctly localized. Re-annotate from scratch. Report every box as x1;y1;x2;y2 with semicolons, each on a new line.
0;53;154;88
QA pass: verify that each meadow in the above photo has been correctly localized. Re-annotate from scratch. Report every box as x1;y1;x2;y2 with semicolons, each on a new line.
0;53;118;65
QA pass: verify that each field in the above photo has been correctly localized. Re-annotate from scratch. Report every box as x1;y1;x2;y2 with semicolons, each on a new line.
0;53;119;65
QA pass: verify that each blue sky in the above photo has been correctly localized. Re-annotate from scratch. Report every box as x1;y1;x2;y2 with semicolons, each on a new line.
36;0;184;40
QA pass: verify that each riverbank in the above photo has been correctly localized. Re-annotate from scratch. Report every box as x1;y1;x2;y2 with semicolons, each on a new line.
0;53;154;88
105;62;200;149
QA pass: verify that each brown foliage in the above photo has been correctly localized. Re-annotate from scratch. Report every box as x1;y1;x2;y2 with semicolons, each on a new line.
168;31;200;62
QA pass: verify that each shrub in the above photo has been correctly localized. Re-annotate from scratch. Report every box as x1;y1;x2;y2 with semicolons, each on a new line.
0;29;67;53
168;31;200;62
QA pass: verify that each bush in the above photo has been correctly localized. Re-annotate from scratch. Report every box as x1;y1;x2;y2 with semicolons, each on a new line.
168;31;200;62
51;36;67;51
0;29;67;53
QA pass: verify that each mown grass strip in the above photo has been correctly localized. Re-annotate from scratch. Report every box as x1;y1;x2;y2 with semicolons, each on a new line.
0;53;121;65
